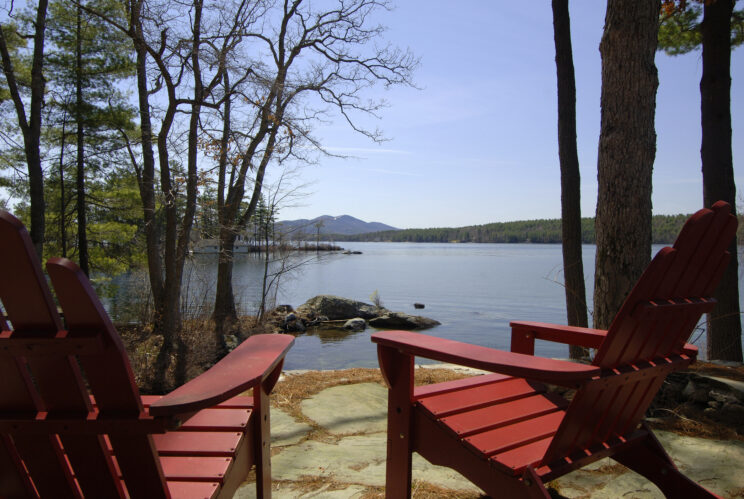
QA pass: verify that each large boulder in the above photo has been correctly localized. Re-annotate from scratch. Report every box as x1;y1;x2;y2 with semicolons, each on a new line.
368;312;440;330
296;295;387;321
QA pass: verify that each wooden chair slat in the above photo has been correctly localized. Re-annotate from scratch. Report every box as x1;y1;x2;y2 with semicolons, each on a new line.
593;248;676;367
47;259;145;413
160;456;233;481
141;394;254;409
153;431;242;456
0;436;35;497
107;434;169;499
490;436;552;475
414;372;511;399
166;481;221;499
62;436;125;497
0;213;62;333
464;412;563;457
178;408;252;432
671;206;734;297
440;393;567;438
418;378;545;418
11;434;78;498
591;381;639;444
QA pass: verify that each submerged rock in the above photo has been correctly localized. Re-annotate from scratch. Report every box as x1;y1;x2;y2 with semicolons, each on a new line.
343;318;367;332
368;312;440;330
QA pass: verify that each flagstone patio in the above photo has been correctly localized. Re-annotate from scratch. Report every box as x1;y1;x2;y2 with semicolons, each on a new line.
234;365;744;498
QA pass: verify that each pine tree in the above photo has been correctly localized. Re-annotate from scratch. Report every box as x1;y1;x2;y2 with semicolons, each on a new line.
45;0;136;275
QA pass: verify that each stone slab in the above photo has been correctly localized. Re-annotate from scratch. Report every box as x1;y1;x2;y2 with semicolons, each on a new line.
301;383;388;435
550;431;744;498
268;432;481;493
270;408;313;447
235;483;368;499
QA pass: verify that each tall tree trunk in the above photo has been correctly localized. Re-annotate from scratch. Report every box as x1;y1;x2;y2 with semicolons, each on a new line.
593;0;660;330
59;111;68;257
75;4;89;276
552;0;588;359
129;0;168;391
213;73;235;353
212;118;275;342
0;0;49;258
214;228;237;353
701;0;742;361
27;0;49;258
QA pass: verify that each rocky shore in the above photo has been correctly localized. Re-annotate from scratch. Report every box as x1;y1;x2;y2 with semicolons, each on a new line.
267;294;441;334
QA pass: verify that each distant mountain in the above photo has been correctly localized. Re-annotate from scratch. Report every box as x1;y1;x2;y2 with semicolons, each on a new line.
278;215;398;236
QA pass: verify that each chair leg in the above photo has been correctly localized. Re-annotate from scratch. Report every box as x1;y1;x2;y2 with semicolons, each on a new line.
378;346;414;499
254;380;272;499
612;430;721;499
521;467;554;499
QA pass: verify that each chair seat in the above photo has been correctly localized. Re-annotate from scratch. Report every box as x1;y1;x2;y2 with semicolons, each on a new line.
86;395;255;498
415;374;567;475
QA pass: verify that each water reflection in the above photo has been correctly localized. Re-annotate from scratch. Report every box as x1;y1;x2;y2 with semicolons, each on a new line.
300;325;368;343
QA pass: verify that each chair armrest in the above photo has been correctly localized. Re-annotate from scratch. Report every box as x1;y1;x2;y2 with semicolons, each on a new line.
510;321;607;355
149;334;294;417
372;330;599;386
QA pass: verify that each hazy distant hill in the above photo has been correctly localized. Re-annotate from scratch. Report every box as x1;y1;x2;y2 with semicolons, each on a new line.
331;214;696;245
278;215;398;236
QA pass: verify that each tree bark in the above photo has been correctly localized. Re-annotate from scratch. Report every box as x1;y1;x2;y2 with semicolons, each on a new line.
0;0;49;258
214;228;237;353
552;0;588;359
701;0;742;361
75;4;89;276
593;0;660;330
59;111;68;257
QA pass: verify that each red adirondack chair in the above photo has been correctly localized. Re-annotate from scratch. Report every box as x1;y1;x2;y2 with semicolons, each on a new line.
372;201;736;498
0;211;293;498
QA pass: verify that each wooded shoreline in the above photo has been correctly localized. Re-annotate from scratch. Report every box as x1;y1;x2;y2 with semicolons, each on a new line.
328;213;703;245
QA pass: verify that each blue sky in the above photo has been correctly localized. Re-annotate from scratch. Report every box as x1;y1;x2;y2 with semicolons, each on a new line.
275;1;744;229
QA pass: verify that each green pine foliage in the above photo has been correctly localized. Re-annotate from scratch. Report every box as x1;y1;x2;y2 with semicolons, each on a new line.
659;1;744;55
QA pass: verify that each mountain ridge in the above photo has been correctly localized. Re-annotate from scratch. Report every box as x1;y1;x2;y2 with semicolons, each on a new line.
278;214;398;236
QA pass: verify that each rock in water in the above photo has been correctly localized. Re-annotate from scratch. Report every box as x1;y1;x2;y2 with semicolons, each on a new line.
343;318;367;332
368;312;440;330
296;295;387;320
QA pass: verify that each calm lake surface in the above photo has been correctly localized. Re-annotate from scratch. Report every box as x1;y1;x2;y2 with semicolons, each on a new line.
109;242;742;370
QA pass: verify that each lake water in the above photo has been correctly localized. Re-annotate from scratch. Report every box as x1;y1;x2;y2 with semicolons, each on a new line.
109;242;742;370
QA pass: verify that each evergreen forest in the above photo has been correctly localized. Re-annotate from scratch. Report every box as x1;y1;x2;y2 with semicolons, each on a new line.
331;214;705;245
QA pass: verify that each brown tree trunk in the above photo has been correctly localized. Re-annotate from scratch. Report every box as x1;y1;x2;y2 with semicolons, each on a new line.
701;0;742;361
75;4;89;276
27;0;49;259
552;0;589;360
129;0;169;392
593;0;660;330
214;228;237;355
59;112;69;257
0;0;49;258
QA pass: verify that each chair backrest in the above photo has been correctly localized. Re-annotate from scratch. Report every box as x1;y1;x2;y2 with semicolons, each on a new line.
0;211;169;498
541;201;737;465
